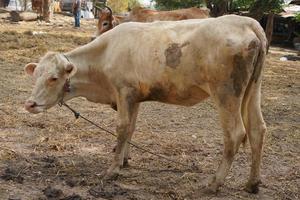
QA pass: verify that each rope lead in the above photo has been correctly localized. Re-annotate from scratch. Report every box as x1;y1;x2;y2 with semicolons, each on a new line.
61;102;80;119
60;102;199;170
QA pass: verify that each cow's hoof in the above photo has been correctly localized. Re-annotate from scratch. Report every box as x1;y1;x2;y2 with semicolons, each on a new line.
207;177;220;194
207;184;219;194
245;180;261;194
122;159;130;168
103;164;120;181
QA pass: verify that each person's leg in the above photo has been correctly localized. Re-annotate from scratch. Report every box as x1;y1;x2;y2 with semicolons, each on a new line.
74;11;80;27
4;0;9;7
74;13;77;27
77;10;81;27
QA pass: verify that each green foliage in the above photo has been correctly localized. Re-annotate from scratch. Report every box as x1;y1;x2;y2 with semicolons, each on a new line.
231;0;254;11
153;0;204;10
249;0;284;13
152;0;283;13
294;13;300;23
231;0;283;12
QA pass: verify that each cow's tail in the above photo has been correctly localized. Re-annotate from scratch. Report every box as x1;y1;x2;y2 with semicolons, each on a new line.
241;20;267;147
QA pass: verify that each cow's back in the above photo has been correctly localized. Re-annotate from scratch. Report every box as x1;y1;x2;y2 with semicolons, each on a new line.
129;7;209;22
103;15;262;70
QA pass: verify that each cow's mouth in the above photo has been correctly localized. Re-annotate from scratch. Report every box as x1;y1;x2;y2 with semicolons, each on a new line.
24;100;49;114
25;104;45;113
25;97;64;114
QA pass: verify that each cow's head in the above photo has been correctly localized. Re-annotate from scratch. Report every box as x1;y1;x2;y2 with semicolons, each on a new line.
24;52;77;113
96;6;114;36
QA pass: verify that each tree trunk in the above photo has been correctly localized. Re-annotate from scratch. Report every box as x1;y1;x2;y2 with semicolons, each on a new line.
10;11;38;21
265;13;274;52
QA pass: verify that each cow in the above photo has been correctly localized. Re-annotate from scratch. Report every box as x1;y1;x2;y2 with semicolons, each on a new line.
31;0;43;18
96;6;128;36
129;6;210;22
24;15;267;193
95;6;209;36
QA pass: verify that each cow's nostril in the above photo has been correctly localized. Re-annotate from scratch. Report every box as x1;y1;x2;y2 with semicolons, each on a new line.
25;100;37;110
30;102;37;108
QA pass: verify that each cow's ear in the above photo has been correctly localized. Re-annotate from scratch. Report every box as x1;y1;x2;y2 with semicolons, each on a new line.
24;63;37;76
98;9;103;16
64;63;77;78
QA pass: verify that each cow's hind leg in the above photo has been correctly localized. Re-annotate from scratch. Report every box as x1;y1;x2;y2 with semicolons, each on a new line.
105;87;139;178
245;84;266;193
209;94;246;192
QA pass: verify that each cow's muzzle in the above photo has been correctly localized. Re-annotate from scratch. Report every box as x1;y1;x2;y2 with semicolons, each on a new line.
24;100;45;113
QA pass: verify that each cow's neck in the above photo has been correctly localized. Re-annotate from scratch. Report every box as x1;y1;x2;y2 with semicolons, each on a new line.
62;42;115;104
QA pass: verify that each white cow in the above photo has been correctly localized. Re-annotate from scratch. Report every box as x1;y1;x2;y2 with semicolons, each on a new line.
24;15;267;193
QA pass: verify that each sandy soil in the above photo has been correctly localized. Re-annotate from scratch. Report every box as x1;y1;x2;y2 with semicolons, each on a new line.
0;14;299;200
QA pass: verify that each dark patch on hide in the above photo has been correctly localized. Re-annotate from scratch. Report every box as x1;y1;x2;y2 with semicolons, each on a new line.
248;39;263;83
164;42;189;68
146;86;168;101
125;88;140;116
230;53;249;97
248;39;258;50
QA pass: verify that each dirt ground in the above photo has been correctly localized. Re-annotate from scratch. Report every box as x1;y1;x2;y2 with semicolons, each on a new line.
0;14;299;200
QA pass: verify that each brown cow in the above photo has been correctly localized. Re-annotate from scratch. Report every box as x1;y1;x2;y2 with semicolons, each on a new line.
32;0;43;18
129;6;210;22
95;6;209;36
96;6;128;36
24;15;267;193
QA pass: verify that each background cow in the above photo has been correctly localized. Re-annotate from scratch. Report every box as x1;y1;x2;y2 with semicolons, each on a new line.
31;0;43;19
129;6;210;22
96;6;210;36
96;6;128;36
24;15;267;193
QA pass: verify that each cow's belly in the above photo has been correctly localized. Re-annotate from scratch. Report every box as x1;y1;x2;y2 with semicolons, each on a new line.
144;84;210;106
165;85;210;106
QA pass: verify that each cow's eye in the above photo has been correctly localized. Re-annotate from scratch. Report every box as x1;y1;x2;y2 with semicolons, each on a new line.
103;22;108;26
49;77;58;82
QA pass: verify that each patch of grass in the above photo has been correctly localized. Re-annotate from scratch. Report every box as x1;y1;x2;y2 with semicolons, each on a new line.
0;31;90;53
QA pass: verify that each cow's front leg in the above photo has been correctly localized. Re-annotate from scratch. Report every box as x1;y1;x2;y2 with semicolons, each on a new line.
123;103;139;166
111;103;139;167
105;87;139;177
